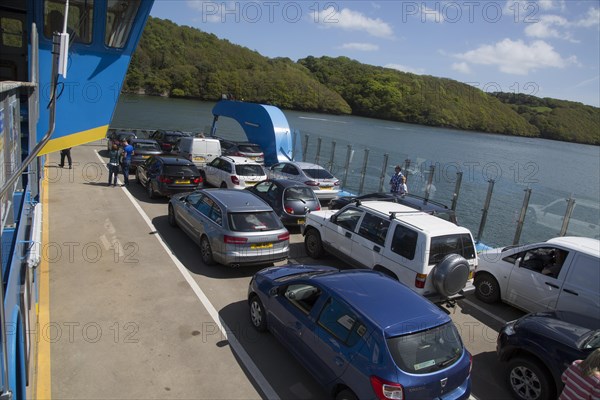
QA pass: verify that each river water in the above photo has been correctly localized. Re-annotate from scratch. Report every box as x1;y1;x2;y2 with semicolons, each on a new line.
112;94;600;247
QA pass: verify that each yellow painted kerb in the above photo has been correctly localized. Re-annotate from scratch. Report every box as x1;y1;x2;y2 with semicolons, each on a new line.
38;125;109;156
36;170;51;399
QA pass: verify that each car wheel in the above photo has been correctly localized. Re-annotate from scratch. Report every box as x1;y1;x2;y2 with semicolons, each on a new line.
146;182;155;199
168;205;177;228
249;295;267;332
335;389;358;400
135;170;141;185
304;228;324;258
507;357;554;400
474;272;501;303
200;236;215;265
220;182;228;188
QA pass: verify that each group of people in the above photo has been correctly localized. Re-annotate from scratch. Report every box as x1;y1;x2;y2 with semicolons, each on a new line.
107;138;134;186
389;164;408;196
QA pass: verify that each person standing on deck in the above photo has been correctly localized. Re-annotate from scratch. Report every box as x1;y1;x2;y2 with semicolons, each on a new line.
390;165;404;195
121;138;134;186
59;147;72;169
559;348;600;399
107;144;121;187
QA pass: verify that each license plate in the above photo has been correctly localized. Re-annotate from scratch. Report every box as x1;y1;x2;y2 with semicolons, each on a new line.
468;271;474;280
251;243;273;249
193;156;205;162
246;181;257;185
320;186;332;190
142;155;150;159
297;219;305;225
175;179;190;184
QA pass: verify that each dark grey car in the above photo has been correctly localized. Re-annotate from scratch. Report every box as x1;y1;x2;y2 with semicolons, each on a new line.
168;189;290;267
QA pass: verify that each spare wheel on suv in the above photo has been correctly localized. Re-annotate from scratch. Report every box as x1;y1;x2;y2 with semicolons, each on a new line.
432;254;470;297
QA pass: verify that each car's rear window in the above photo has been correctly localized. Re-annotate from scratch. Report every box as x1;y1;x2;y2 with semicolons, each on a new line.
135;143;161;151
163;165;200;176
164;134;182;143
429;234;476;264
387;322;463;374
238;144;262;153
284;187;316;202
228;212;283;232
236;164;265;176
303;168;334;180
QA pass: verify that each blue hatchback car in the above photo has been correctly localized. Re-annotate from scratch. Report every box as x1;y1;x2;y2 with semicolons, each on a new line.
248;264;472;400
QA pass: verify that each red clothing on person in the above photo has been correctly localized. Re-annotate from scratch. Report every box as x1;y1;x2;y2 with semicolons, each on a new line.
559;359;600;400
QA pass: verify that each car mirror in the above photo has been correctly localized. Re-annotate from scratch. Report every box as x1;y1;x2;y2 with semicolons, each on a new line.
515;257;522;268
269;287;280;297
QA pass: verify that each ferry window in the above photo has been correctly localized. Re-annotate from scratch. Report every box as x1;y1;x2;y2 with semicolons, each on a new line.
44;0;94;44
1;17;23;48
105;0;141;48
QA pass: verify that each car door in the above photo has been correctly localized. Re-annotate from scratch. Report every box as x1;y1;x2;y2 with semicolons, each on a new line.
351;213;390;269
268;163;285;180
322;207;364;264
505;246;568;312
558;253;600;317
204;158;224;187
137;158;153;186
176;192;203;236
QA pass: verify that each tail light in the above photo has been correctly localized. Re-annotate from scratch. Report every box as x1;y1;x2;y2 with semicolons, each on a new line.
193;177;202;184
278;232;290;241
231;176;240;185
370;376;404;400
315;204;321;211
224;235;247;244
415;273;427;288
284;205;294;214
158;176;173;184
304;181;319;187
233;151;244;157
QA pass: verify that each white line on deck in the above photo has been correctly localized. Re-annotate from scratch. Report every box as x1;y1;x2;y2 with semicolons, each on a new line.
461;298;508;326
94;150;280;400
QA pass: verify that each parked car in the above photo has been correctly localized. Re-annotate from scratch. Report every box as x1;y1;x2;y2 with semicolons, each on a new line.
528;198;600;239
474;236;600;320
330;192;458;224
219;139;264;164
248;264;472;400
168;189;289;266
268;161;340;202
497;310;600;400
150;129;186;153
203;156;267;189
245;179;321;227
177;136;221;169
106;129;136;151
302;200;478;302
129;138;162;170
135;155;203;199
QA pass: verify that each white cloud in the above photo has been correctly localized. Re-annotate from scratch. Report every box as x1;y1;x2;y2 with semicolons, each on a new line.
525;14;570;39
186;1;230;23
574;7;600;28
314;7;394;38
452;62;472;74
455;39;577;75
339;42;379;51
385;64;425;75
537;0;566;11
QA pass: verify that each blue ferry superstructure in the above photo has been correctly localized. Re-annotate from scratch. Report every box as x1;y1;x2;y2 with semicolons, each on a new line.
0;1;153;398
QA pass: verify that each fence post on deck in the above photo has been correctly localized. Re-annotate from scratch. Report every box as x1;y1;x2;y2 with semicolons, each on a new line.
379;154;389;192
451;171;463;212
424;165;435;201
302;134;309;162
358;149;370;194
314;137;323;164
404;159;412;183
513;188;532;245
559;197;576;236
477;179;495;244
342;145;353;189
291;130;298;160
328;141;336;173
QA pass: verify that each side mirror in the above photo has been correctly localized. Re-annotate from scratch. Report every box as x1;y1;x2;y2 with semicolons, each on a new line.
269;287;281;297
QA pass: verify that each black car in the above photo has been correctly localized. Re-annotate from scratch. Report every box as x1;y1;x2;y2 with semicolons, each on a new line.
106;130;137;151
135;156;203;199
130;139;163;170
497;311;600;400
329;192;458;224
218;139;264;164
245;179;321;226
150;129;186;153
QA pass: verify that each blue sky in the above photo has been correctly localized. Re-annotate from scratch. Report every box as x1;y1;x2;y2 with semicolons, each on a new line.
150;1;600;107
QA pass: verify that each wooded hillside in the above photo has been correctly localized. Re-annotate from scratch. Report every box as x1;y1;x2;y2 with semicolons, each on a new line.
124;17;599;145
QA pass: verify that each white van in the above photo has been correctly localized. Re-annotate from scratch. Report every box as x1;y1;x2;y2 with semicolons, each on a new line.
474;236;600;320
177;137;221;168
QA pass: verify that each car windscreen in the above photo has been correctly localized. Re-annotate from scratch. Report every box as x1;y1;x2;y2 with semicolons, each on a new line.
236;165;265;176
284;187;316;201
135;143;161;151
303;168;334;180
429;233;476;264
228;212;283;232
237;144;263;153
163;165;200;176
387;322;463;374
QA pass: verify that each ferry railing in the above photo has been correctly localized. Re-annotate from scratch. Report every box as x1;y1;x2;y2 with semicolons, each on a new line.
298;133;599;247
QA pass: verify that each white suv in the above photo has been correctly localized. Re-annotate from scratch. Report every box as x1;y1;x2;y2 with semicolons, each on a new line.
203;156;266;189
302;200;478;301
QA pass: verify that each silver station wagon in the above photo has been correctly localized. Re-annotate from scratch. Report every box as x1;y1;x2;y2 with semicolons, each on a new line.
168;189;290;267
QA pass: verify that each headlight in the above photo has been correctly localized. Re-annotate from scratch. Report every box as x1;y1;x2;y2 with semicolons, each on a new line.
502;320;517;336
